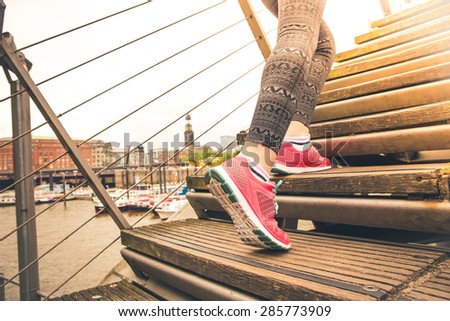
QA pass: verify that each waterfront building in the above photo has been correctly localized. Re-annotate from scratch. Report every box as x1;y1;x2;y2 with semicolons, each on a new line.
0;136;92;172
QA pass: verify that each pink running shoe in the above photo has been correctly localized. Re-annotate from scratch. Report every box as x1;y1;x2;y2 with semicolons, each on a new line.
205;156;291;250
272;142;332;175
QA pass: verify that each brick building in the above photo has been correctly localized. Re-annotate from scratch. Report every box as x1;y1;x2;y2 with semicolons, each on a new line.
0;136;92;172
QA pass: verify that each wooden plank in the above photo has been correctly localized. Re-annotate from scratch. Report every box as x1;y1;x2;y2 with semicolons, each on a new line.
324;50;450;92
406;291;447;301
356;4;450;44
313;124;450;157
122;226;377;300
318;62;450;104
183;219;445;260
86;288;111;301
147;226;404;289
156;222;416;276
371;0;448;28
52;281;159;301
69;292;86;301
170;221;435;270
96;284;125;301
79;289;102;301
310;100;450;138
119;281;159;301
121;219;446;300
189;164;446;195
313;79;450;122
186;192;450;233
279;170;439;196
411;286;450;300
336;17;450;62
239;0;272;60
328;35;450;80
336;29;450;68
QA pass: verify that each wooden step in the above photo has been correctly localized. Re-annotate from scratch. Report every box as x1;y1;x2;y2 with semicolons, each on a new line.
50;280;159;301
188;163;449;198
371;0;448;28
312;79;450;123
318;62;450;104
356;3;450;44
121;247;262;300
336;16;450;62
186;192;450;233
328;35;450;80
314;124;450;157
324;50;450;92
121;219;449;300
311;100;450;138
335;29;450;67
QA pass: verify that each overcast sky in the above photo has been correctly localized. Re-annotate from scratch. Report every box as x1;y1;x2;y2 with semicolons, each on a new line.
0;0;385;150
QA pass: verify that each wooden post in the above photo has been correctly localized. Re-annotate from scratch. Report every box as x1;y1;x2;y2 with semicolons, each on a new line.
238;0;272;60
380;0;392;16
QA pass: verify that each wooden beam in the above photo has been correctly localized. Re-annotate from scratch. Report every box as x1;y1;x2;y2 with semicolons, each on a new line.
371;0;448;28
357;4;450;44
324;50;450;91
311;100;450;138
188;163;447;196
328;35;450;80
186;192;450;233
238;0;272;60
336;29;450;68
313;124;450;157
319;62;450;104
312;79;450;123
336;16;450;62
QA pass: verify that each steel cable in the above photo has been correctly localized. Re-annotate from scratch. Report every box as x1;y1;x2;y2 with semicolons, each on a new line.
0;36;261;195
0;90;257;290
0;61;264;242
42;134;243;300
0;15;248;150
0;1;225;102
15;1;153;52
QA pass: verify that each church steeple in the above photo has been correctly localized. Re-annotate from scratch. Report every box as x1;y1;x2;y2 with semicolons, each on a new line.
184;114;194;147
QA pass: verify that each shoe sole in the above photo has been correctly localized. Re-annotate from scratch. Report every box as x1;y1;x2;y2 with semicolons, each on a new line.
272;162;332;175
205;167;290;251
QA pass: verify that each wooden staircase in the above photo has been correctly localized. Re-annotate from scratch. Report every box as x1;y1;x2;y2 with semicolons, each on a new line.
119;1;450;301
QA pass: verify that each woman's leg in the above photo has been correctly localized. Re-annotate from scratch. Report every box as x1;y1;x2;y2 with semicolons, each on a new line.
285;20;335;136
205;0;330;250
243;0;327;172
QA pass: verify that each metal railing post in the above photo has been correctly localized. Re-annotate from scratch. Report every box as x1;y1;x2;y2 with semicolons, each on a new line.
0;274;5;301
11;79;41;301
238;0;272;60
0;33;131;230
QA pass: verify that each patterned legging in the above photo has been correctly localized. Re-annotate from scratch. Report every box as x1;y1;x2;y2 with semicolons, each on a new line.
246;0;335;153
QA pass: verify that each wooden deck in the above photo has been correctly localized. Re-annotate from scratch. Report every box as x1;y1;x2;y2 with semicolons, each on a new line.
120;219;449;301
51;280;160;301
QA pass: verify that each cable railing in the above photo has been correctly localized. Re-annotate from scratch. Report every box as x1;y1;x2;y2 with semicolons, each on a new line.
0;0;273;300
0;14;248;150
0;1;226;102
0;61;264;243
0;21;263;195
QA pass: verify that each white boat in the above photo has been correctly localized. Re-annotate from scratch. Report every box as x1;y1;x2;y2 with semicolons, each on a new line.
93;189;129;212
71;187;94;200
155;197;189;220
0;192;16;206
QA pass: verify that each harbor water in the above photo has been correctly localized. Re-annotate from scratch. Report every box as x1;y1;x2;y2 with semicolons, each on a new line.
0;199;160;301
